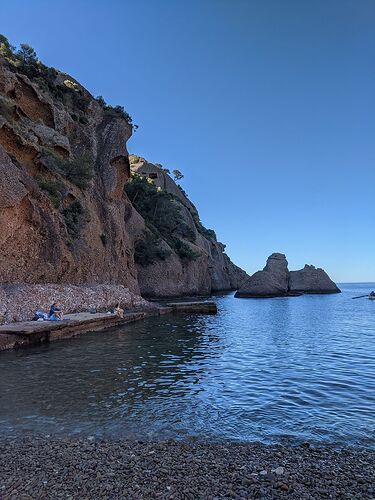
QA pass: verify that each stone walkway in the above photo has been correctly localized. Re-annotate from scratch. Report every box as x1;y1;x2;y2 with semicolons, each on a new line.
0;302;217;352
0;311;152;351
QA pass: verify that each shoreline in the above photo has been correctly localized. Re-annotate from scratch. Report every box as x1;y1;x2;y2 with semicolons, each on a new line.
1;436;374;499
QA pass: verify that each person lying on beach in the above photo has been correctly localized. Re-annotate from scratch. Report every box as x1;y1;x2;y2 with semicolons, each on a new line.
49;302;64;321
114;303;124;319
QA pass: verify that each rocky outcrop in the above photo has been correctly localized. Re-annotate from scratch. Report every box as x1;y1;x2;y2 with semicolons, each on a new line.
129;156;249;297
289;265;341;294
235;253;289;298
235;254;340;298
0;52;248;302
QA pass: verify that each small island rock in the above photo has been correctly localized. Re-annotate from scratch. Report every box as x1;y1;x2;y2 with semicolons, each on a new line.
235;253;289;298
288;265;341;294
235;254;340;298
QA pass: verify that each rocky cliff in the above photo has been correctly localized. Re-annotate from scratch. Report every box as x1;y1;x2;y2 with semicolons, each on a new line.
235;253;340;298
0;38;248;304
128;155;248;296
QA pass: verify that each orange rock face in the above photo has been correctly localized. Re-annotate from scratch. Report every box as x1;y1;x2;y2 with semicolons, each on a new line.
0;57;140;292
0;56;248;301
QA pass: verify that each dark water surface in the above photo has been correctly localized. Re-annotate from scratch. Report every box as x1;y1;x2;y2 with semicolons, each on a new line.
0;283;374;447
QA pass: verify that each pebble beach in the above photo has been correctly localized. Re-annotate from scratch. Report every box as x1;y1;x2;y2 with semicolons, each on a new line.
1;437;374;499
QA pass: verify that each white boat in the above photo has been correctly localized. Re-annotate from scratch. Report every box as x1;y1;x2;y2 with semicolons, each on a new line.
369;296;375;300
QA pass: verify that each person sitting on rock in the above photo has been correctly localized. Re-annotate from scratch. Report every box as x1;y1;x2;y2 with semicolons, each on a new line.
49;302;64;321
114;303;124;318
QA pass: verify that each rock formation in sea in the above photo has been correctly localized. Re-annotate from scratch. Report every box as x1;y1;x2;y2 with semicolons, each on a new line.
234;253;289;298
289;265;341;294
0;36;248;321
235;254;340;298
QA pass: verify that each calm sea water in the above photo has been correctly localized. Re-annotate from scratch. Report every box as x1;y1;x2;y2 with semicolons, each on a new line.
0;283;374;447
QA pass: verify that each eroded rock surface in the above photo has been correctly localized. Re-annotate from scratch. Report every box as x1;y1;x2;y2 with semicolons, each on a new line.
0;57;248;301
0;57;139;290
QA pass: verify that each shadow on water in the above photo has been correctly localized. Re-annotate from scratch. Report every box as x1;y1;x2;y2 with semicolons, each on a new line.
0;284;375;447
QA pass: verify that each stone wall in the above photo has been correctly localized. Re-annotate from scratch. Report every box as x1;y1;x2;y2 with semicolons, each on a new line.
0;284;151;324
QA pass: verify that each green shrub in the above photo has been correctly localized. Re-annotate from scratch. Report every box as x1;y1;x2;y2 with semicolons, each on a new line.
62;200;86;243
176;183;188;197
61;153;94;189
17;43;37;65
0;95;15;121
41;149;94;190
125;174;199;264
96;95;138;131
198;225;217;241
1;34;137;132
36;171;88;245
135;230;171;266
0;35;15;60
173;238;199;261
172;169;184;180
35;176;64;208
174;221;196;243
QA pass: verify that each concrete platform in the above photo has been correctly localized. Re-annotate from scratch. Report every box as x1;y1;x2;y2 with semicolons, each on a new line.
0;301;217;352
165;301;217;314
0;311;151;352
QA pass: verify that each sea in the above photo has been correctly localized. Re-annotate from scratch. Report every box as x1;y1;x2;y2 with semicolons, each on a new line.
0;283;374;448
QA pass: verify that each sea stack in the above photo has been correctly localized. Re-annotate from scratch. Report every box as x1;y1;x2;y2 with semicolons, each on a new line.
234;253;289;298
235;254;340;298
288;265;341;294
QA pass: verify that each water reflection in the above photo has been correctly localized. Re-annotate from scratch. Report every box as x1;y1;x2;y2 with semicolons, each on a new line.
0;284;375;446
0;314;225;438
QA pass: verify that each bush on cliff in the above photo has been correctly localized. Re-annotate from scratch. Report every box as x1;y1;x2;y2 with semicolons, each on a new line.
134;230;171;266
62;200;86;245
0;95;15;121
96;96;138;131
58;153;94;190
35;173;86;245
35;176;64;208
125;174;199;264
41;149;94;190
172;238;199;261
0;34;135;129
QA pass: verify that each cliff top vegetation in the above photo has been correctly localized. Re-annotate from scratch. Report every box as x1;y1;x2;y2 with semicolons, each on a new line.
0;34;137;130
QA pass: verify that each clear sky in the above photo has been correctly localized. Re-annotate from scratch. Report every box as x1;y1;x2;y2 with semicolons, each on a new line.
1;0;374;281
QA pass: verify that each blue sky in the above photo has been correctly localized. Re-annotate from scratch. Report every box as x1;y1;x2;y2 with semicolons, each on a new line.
1;0;374;281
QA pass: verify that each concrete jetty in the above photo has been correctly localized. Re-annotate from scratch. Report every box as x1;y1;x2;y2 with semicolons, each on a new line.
0;301;217;352
165;301;217;314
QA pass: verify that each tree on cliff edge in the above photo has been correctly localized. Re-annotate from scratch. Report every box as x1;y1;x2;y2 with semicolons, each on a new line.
17;43;38;65
172;169;184;181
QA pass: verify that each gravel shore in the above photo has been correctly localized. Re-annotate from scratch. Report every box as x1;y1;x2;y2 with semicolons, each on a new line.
0;437;374;499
